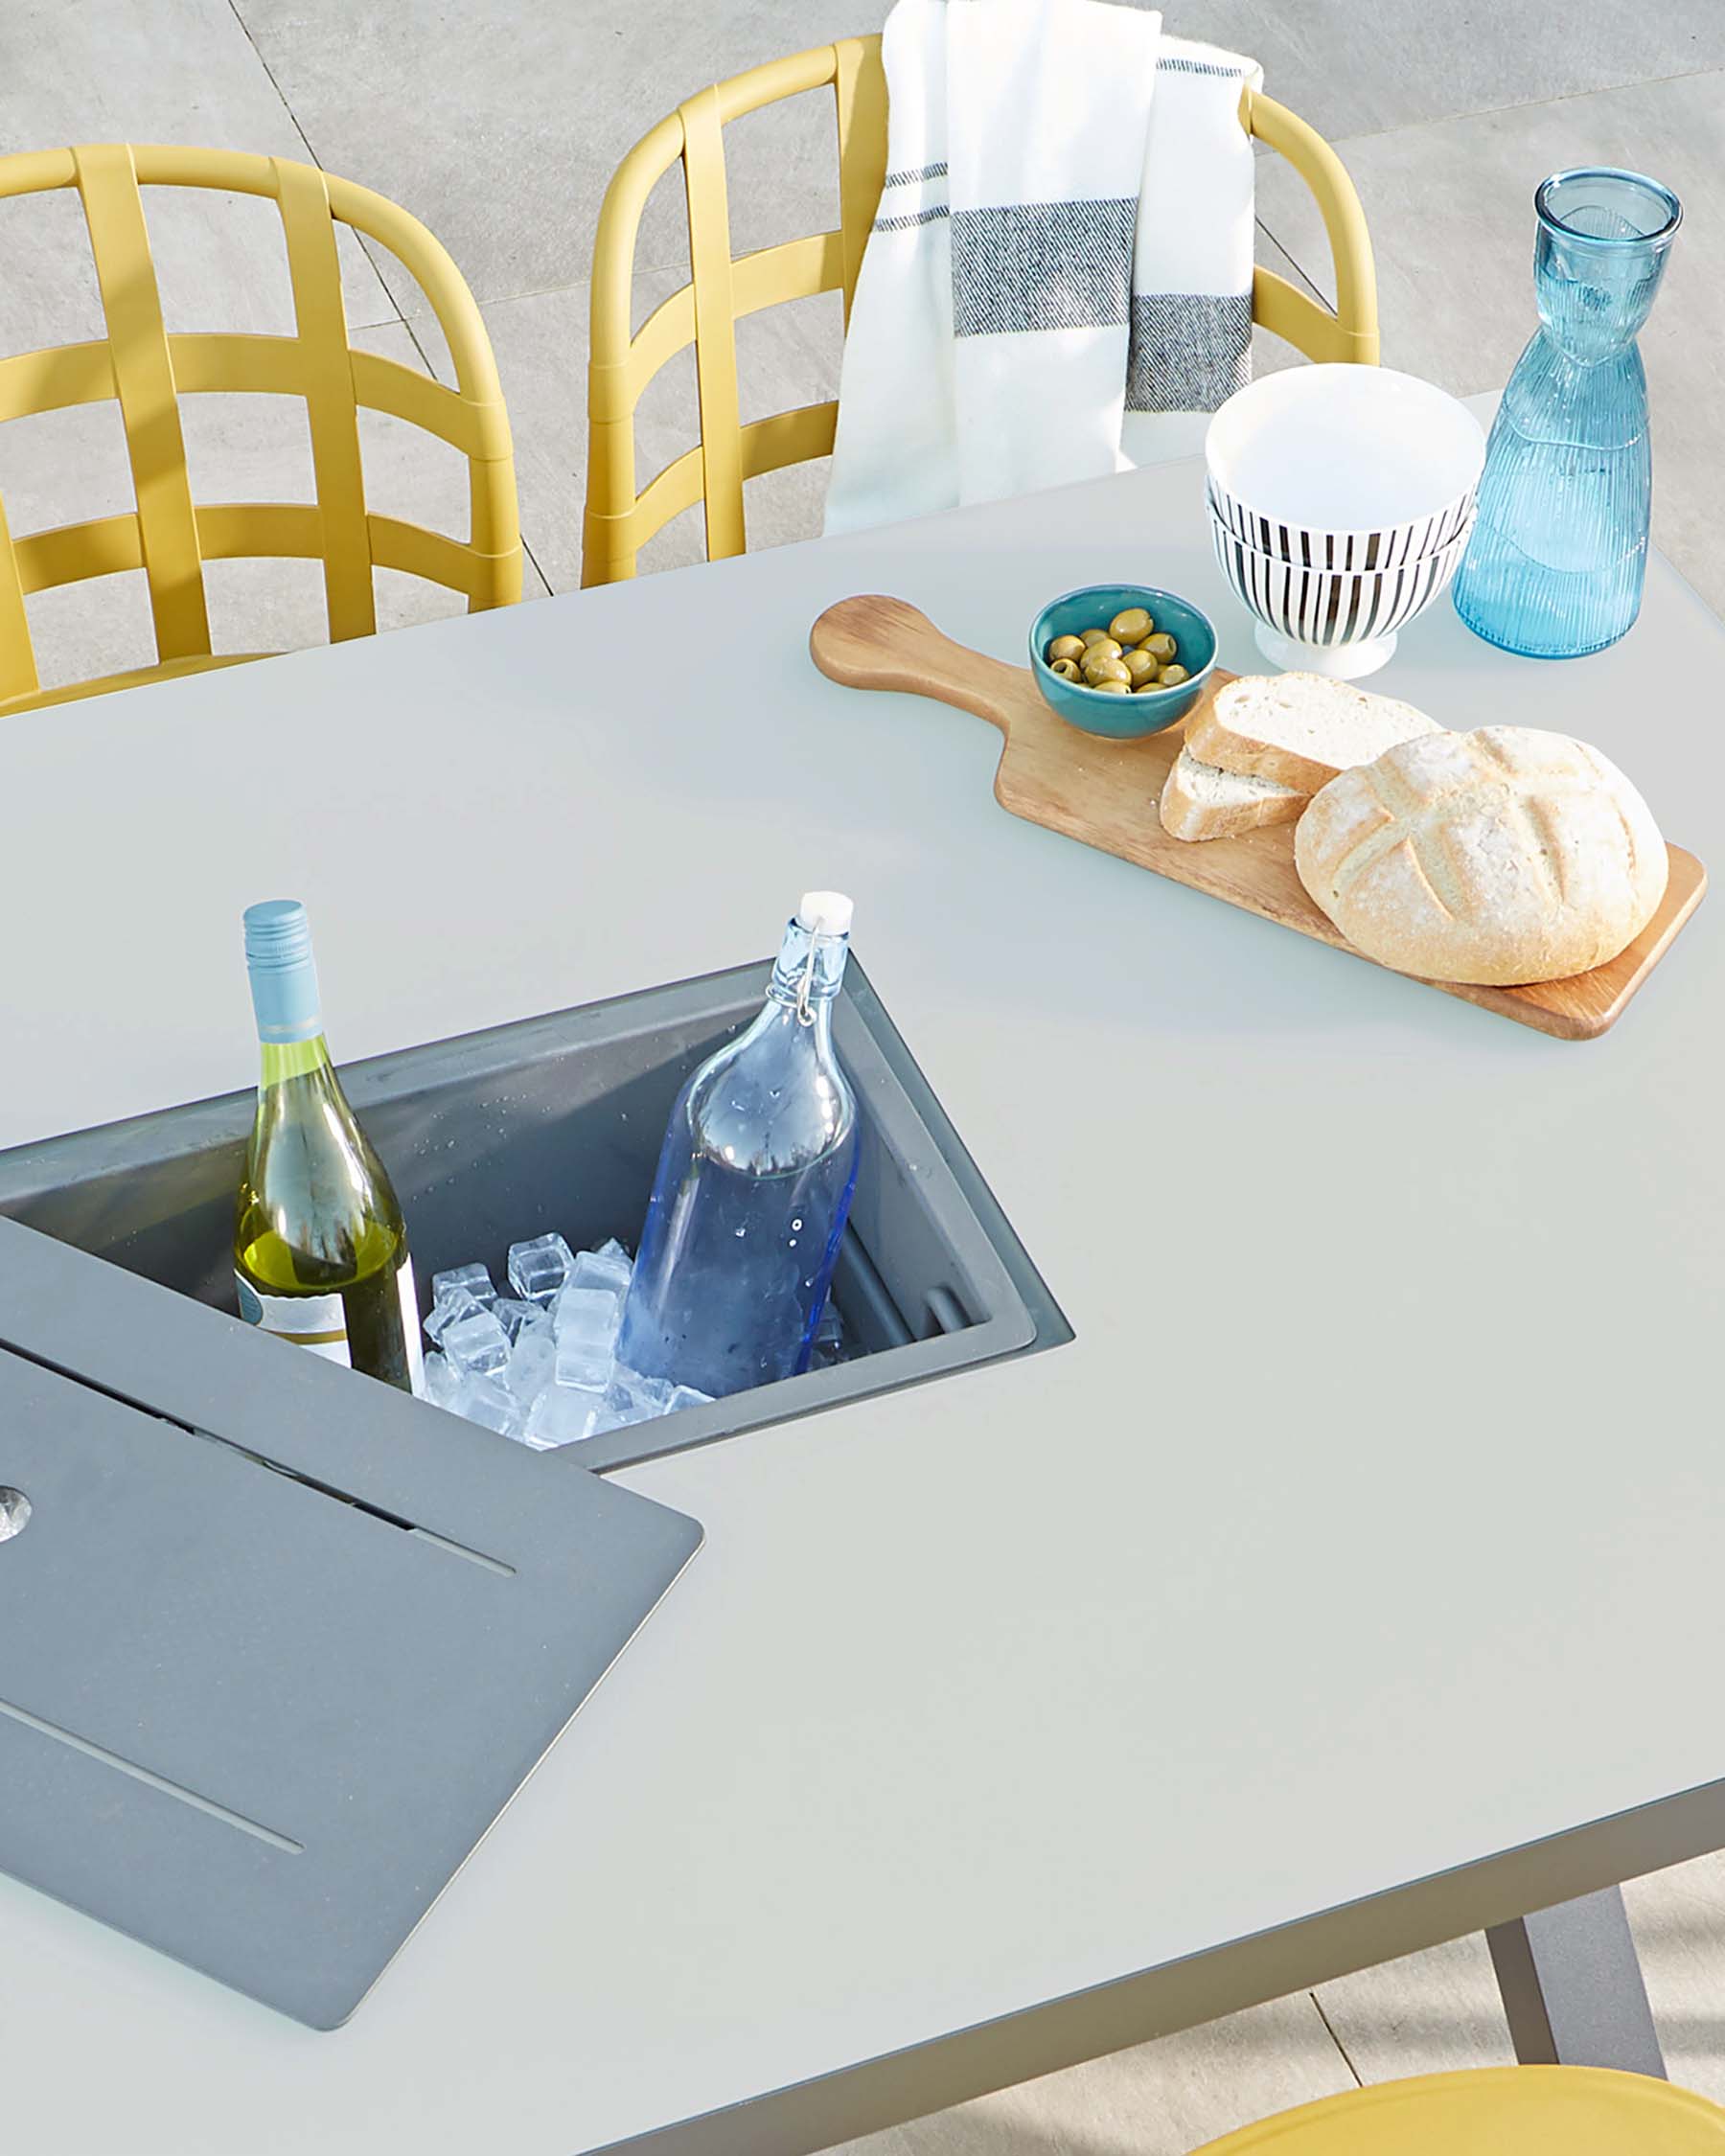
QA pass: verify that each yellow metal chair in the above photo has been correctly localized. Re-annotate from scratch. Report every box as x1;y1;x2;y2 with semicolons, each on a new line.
1192;2066;1725;2154
0;144;522;716
583;35;1378;586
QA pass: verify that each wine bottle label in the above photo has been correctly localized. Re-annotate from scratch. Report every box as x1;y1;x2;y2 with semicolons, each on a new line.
235;1273;352;1366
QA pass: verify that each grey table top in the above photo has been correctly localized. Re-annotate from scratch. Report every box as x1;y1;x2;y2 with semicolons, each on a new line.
1;426;1721;2155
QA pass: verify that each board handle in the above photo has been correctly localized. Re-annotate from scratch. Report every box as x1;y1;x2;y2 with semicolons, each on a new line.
809;595;1025;737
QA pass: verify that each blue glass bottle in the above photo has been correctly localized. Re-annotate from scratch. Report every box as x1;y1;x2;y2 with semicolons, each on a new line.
1452;167;1681;659
618;895;861;1398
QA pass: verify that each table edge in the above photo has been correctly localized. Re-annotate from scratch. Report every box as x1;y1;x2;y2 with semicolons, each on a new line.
586;1766;1725;2156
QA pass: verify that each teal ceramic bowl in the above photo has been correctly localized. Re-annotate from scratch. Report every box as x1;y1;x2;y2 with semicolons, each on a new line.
1028;584;1217;738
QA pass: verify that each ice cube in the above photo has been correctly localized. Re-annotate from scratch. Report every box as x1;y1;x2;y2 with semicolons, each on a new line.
554;1279;623;1334
601;1366;678;1428
431;1261;495;1310
551;1283;623;1389
491;1296;544;1345
667;1384;712;1413
568;1246;632;1299
421;1351;460;1409
523;1385;601;1450
555;1336;615;1393
505;1325;557;1404
450;1371;523;1436
595;1237;632;1267
507;1231;576;1307
425;1285;483;1345
442;1304;511;1378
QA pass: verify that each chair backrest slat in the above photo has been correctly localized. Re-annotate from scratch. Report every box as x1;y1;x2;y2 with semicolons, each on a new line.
582;34;1381;588
833;36;889;327
274;157;377;642
678;87;747;564
0;493;36;704
74;143;211;663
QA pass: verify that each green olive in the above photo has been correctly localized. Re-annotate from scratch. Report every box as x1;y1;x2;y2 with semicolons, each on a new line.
1083;654;1131;686
1047;633;1086;664
1131;675;1163;692
1157;662;1190;687
1087;637;1122;662
1109;607;1151;644
1089;677;1131;695
1049;656;1082;681
1143;632;1177;661
1120;648;1158;686
1078;627;1111;649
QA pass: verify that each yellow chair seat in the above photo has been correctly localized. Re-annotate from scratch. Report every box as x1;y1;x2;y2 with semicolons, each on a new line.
0;651;268;716
1194;2067;1725;2154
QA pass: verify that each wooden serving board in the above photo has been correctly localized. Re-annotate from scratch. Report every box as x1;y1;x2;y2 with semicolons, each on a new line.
810;594;1708;1042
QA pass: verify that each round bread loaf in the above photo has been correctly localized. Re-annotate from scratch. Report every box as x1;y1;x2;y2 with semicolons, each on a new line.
1294;726;1668;986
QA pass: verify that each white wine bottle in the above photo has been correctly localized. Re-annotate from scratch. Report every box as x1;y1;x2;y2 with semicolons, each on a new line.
235;900;423;1393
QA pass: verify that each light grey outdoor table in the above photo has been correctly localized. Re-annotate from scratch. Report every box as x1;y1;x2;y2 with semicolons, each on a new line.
0;423;1720;2155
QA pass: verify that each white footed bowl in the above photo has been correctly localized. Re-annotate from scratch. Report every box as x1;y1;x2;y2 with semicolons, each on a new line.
1206;366;1486;574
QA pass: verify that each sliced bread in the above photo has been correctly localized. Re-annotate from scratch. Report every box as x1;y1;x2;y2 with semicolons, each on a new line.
1186;672;1442;794
1159;745;1307;842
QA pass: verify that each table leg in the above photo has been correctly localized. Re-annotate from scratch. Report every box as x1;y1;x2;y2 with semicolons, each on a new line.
1486;1886;1666;2076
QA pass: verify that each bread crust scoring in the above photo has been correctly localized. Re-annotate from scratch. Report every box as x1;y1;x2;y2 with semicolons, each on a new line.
1293;726;1668;985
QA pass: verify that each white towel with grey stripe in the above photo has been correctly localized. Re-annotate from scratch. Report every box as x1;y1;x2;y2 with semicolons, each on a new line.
823;0;1261;536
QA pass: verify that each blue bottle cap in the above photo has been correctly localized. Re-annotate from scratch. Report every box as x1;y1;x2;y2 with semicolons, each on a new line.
243;899;323;1044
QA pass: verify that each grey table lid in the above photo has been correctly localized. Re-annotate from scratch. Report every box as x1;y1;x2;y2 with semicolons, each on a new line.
0;1216;702;2030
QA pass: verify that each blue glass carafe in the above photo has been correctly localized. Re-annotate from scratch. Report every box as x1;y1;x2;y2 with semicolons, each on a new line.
1452;167;1681;658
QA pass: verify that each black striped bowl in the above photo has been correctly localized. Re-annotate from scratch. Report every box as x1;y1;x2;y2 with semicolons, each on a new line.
1208;506;1472;670
1208;474;1477;573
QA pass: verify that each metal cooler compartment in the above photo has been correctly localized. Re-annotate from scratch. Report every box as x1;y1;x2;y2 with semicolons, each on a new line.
0;953;1069;1471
